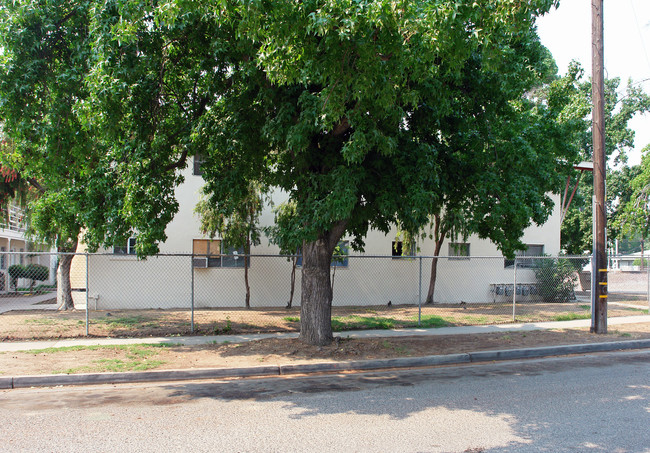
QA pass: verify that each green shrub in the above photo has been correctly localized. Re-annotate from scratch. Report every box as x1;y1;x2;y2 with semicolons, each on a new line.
7;263;50;291
533;258;577;303
25;264;49;282
632;258;649;266
7;264;24;290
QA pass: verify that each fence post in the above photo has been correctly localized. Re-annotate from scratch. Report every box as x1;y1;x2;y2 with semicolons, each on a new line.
85;253;89;336
418;256;422;326
590;254;596;327
512;257;517;322
191;254;195;333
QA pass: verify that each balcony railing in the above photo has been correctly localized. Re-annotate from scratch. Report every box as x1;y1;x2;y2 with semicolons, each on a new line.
0;204;26;233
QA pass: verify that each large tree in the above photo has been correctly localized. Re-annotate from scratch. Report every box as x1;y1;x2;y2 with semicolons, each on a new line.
0;1;97;309
410;51;585;304
0;0;188;307
558;64;650;254
2;0;569;344
615;144;650;266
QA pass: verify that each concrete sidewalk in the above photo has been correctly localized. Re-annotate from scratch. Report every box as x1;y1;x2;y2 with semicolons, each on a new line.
0;292;57;314
1;315;649;389
1;314;649;352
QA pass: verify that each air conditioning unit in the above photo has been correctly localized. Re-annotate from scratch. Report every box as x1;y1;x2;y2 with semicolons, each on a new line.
193;257;208;269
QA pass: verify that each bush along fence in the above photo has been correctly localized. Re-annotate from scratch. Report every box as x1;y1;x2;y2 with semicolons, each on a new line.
0;252;648;339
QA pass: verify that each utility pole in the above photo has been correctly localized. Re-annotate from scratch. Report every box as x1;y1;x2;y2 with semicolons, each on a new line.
591;0;607;333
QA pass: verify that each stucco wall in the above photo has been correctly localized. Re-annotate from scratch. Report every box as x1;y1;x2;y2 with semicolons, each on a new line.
70;157;562;309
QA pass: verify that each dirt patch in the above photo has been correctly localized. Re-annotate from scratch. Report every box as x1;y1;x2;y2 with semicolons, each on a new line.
1;322;648;376
0;300;647;340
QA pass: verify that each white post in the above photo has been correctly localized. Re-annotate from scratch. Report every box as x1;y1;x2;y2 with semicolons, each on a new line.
513;258;517;322
418;256;422;326
85;253;89;336
191;255;195;333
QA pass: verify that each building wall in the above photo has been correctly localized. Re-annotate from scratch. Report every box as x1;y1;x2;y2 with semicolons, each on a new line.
71;157;561;309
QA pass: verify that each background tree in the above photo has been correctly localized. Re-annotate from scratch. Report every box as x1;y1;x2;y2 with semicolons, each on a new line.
0;0;196;309
404;48;583;304
0;0;100;309
615;144;650;268
195;182;265;308
558;64;650;254
265;201;301;309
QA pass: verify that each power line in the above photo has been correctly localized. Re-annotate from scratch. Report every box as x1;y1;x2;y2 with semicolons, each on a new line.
629;0;650;74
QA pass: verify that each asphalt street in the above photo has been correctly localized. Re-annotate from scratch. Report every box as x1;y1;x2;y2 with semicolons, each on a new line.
1;350;649;452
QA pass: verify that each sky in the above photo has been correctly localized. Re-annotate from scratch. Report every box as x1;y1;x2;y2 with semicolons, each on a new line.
536;0;650;166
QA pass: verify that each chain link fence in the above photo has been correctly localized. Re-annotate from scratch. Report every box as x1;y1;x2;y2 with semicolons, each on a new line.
0;252;647;340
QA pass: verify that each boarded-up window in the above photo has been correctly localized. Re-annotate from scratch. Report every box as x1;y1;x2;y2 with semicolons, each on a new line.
193;239;221;268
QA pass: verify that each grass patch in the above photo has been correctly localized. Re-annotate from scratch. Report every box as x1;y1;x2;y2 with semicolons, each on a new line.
332;315;399;331
417;315;453;328
281;314;453;331
579;305;591;310
20;343;173;354
462;315;490;324
212;317;233;334
23;318;57;326
38;344;168;374
381;339;409;355
552;312;591;321
55;358;165;374
94;316;157;329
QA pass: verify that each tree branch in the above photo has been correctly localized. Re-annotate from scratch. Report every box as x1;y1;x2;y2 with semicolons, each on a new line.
27;177;46;194
332;118;350;137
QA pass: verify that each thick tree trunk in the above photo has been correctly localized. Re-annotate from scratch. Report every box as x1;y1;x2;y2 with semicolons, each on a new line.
287;256;297;308
57;236;79;311
57;254;75;310
299;221;346;346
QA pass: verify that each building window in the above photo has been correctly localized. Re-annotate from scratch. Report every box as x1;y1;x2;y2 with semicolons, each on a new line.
449;242;470;260
504;244;544;268
392;241;415;258
222;245;248;268
19;248;24;265
193;153;206;176
193;239;221;267
114;238;137;255
193;240;249;268
1;246;6;269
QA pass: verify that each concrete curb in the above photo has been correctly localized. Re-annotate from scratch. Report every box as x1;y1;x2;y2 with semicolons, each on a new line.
279;353;471;375
467;339;650;362
4;339;650;389
0;376;13;389
10;365;280;389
